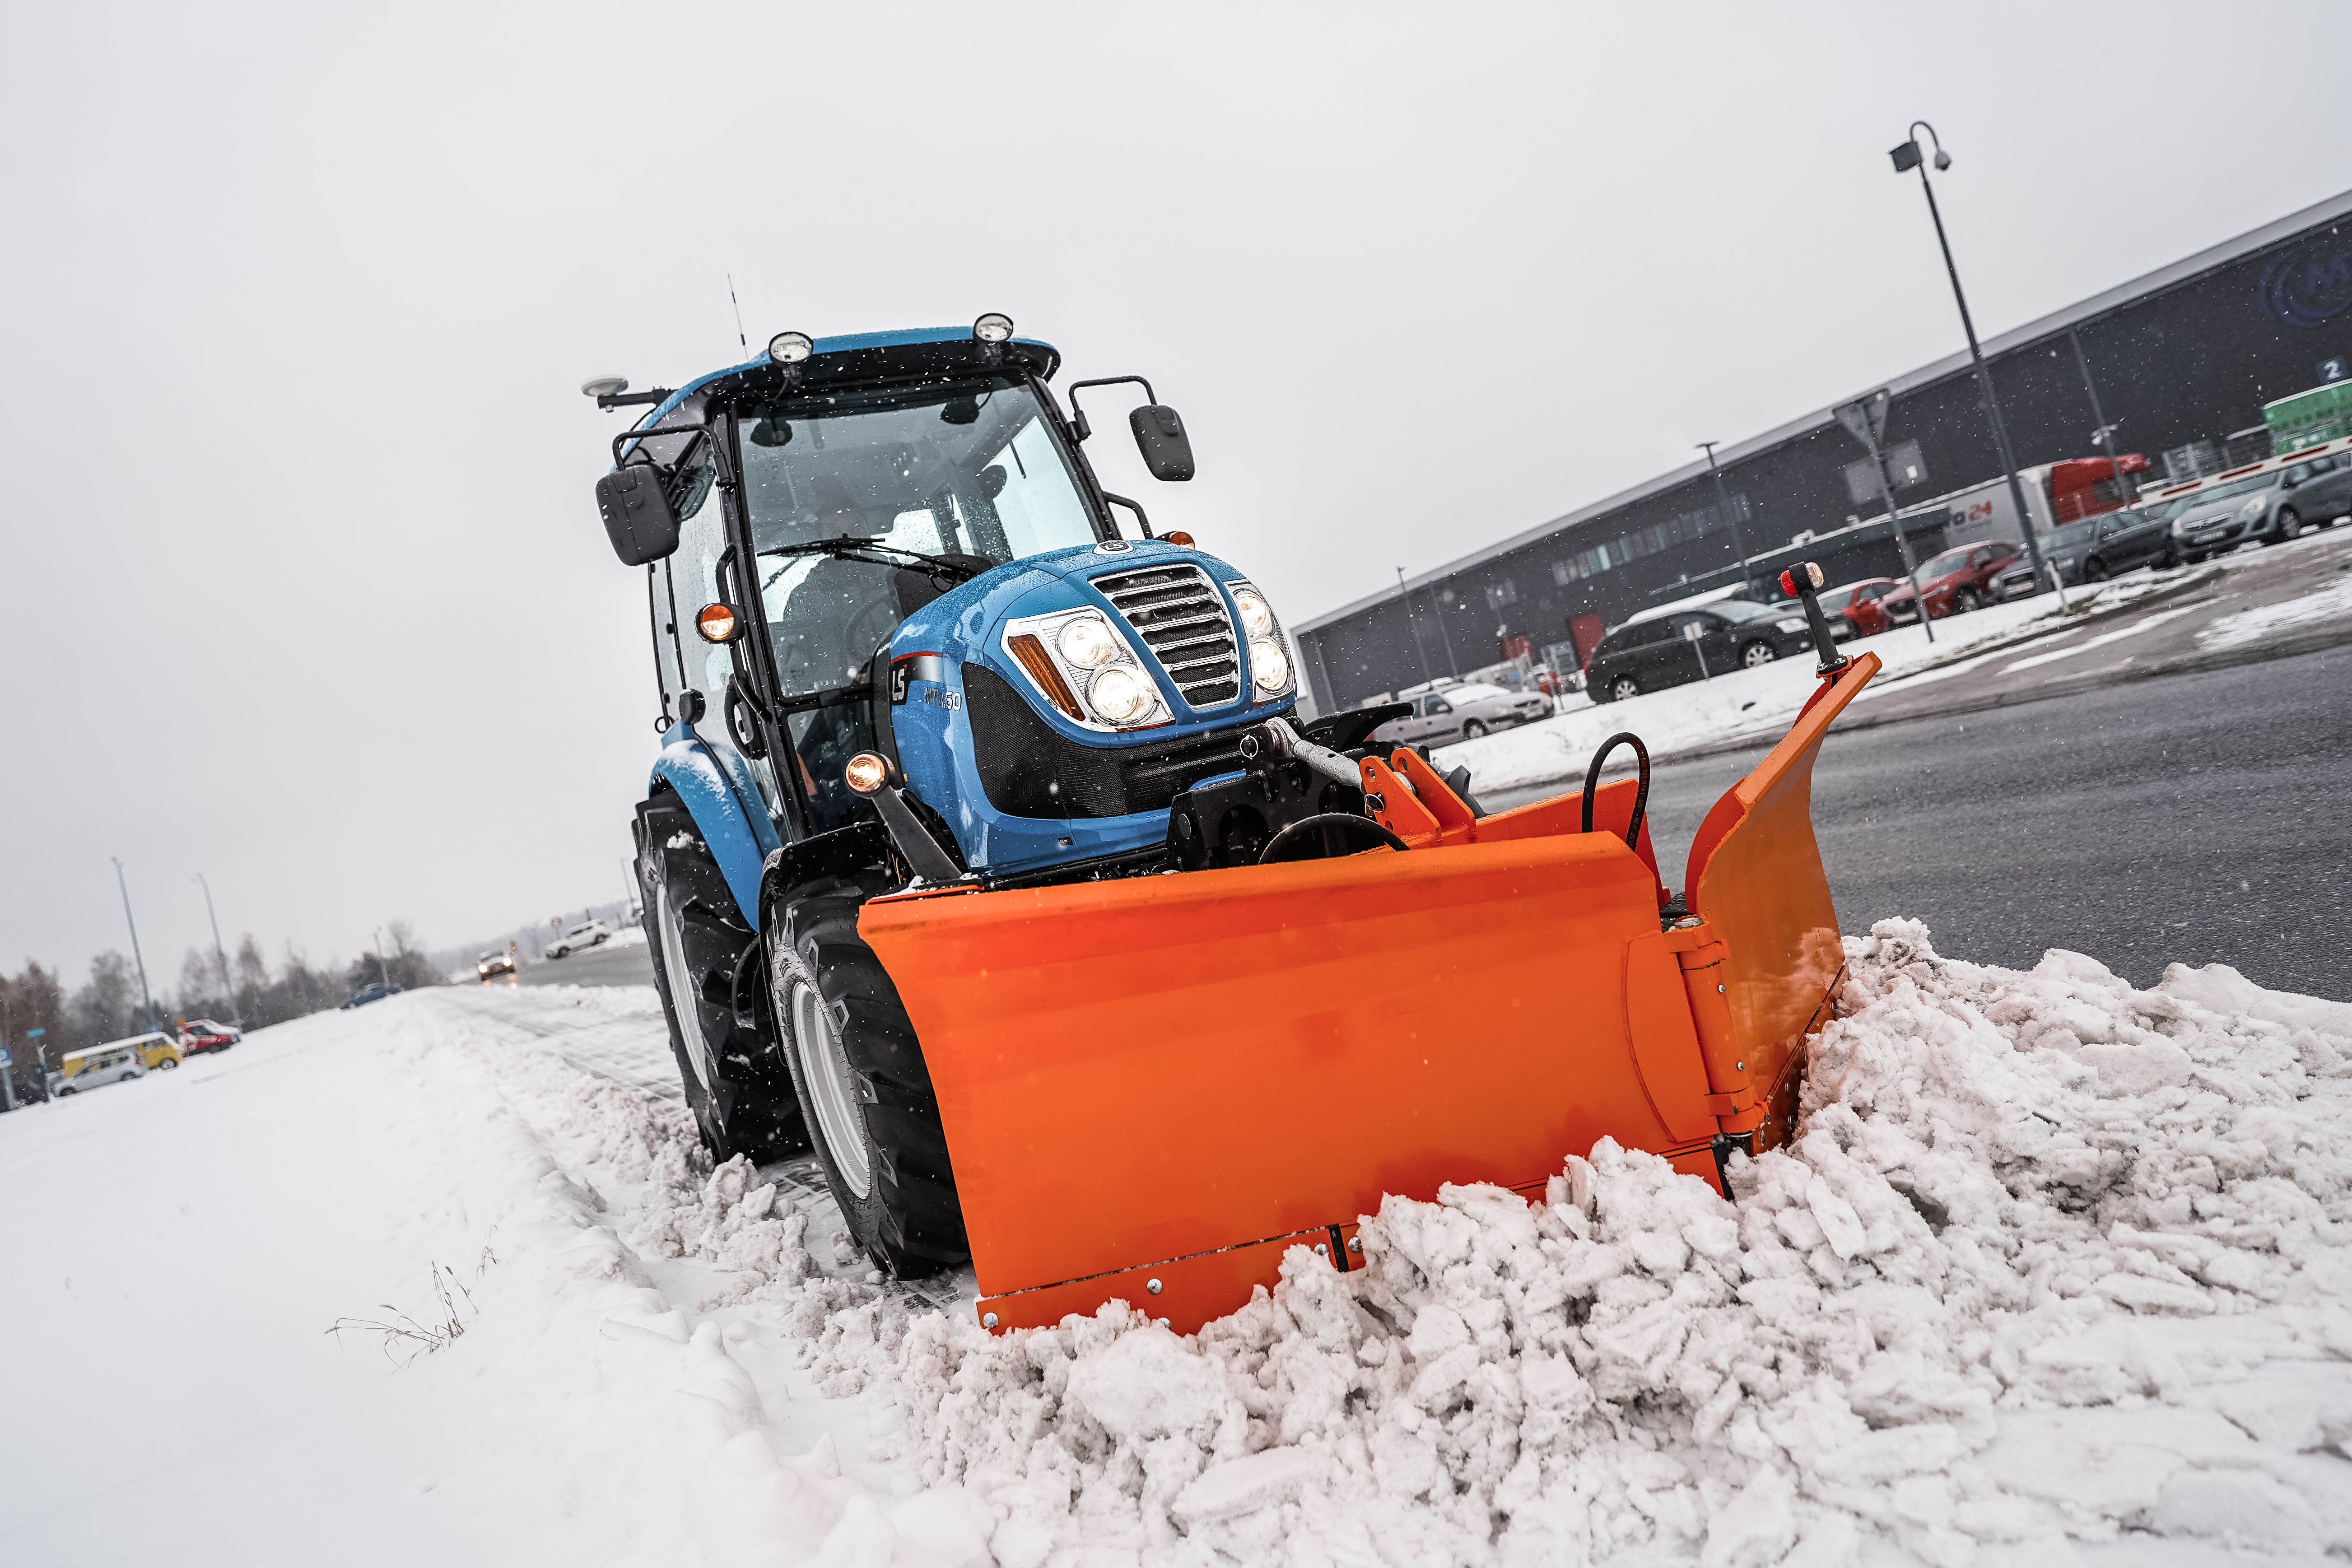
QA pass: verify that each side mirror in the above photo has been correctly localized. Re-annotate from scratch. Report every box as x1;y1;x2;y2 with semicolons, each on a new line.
1130;404;1195;482
596;465;680;565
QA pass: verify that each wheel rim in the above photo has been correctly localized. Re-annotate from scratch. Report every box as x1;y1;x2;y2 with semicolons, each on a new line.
791;978;872;1198
1744;643;1774;668
1612;678;1638;700
656;877;717;1097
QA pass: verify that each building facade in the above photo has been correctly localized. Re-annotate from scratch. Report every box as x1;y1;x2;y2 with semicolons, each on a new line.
1294;188;2352;711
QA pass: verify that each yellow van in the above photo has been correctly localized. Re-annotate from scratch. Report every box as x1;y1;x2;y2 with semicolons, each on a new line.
57;1033;182;1093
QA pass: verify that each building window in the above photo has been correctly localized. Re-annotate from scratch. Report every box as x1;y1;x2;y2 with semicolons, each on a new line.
1484;579;1518;610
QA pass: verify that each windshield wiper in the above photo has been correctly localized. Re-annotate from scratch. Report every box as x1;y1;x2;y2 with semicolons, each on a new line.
759;536;988;589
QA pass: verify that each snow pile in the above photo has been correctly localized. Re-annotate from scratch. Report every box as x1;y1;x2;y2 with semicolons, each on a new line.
2199;568;2352;650
866;922;2352;1564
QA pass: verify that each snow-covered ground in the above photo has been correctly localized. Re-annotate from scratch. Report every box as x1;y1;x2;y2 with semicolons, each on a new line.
1437;573;2196;795
5;929;2349;1566
2200;569;2352;651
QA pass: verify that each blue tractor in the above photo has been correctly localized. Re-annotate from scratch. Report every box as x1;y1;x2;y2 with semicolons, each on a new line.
587;317;1421;1276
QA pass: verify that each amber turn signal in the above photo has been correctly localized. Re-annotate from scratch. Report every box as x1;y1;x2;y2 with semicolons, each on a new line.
1162;531;1195;548
1006;633;1086;722
695;603;741;643
843;753;892;795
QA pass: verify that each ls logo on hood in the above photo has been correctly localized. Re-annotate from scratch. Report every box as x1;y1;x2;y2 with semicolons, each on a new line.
890;652;948;704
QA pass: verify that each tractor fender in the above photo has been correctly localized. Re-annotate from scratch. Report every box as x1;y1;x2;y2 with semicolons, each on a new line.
756;820;892;924
648;721;782;928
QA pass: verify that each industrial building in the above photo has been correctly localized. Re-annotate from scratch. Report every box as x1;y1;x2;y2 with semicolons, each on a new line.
1293;186;2352;712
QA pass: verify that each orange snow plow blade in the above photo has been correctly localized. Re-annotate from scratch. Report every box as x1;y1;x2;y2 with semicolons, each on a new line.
860;652;1877;1333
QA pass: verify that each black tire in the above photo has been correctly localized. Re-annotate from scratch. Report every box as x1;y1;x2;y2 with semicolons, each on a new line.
1739;640;1777;670
1460;719;1487;740
1608;674;1640;702
636;791;807;1163
2269;508;2300;545
159;1058;178;1071
1954;587;1982;613
769;877;968;1277
2085;558;2110;583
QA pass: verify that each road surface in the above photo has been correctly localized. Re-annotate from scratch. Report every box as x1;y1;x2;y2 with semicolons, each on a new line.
1493;645;2351;998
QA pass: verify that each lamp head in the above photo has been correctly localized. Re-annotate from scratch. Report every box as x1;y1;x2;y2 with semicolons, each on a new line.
1933;148;1952;171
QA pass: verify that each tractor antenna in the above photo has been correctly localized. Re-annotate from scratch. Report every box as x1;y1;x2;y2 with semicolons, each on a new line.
727;274;749;356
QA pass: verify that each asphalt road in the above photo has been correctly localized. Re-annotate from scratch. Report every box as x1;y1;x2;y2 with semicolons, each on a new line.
512;937;655;989
1500;647;2349;999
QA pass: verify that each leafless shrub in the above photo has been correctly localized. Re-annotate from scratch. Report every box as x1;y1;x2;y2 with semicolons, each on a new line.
326;1248;497;1366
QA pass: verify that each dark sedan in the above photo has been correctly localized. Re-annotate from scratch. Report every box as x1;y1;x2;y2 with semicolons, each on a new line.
1584;598;1816;702
1993;507;2175;599
1882;540;2022;622
340;981;404;1010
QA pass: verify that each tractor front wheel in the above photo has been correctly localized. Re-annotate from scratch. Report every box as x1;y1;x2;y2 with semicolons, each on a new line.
638;792;806;1164
771;880;969;1277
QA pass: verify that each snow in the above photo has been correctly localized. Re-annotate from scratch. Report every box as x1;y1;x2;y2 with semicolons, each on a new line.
1439;572;2195;794
6;924;2351;1564
2199;569;2352;650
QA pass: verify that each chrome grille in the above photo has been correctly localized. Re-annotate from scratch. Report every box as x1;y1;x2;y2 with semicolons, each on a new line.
1091;563;1241;708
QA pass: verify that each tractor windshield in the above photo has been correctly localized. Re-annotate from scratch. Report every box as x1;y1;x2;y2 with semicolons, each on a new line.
741;375;1100;700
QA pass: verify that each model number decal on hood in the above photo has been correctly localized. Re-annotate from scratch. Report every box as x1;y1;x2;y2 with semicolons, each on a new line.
890;652;949;704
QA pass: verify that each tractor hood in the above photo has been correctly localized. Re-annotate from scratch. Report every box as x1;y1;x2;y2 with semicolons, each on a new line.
883;538;1301;875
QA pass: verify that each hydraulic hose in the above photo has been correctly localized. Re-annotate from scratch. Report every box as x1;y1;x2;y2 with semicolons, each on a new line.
1258;814;1410;864
1580;731;1651;851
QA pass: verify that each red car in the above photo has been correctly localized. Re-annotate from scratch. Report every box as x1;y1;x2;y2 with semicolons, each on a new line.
179;1019;242;1055
1880;540;2022;623
1818;577;1902;639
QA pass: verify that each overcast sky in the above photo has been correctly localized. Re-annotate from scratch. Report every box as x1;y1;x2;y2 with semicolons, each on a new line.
5;0;2347;990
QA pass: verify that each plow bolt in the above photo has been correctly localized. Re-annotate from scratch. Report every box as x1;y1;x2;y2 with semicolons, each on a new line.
1147;1278;1164;1295
983;1312;999;1328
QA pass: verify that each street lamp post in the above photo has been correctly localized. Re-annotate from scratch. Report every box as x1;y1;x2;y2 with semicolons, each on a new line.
1891;122;2063;608
193;873;238;1028
373;928;392;987
110;857;159;1035
1696;442;1757;595
2068;328;2137;506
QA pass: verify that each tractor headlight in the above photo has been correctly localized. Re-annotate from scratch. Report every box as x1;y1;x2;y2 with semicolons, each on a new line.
1251;637;1290;692
1234;588;1275;638
1056;614;1118;668
1088;665;1151;722
767;330;815;364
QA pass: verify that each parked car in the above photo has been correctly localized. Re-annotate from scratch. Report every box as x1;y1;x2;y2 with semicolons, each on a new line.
2165;454;2352;561
1583;598;1816;703
340;981;403;1009
1992;506;2177;599
1370;681;1553;746
179;1019;241;1055
476;948;517;981
54;1042;149;1094
1880;541;2022;622
544;921;615;960
1817;577;1902;639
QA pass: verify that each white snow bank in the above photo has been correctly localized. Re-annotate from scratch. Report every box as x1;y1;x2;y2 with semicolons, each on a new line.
1444;572;2196;794
14;929;2350;1566
2199;570;2352;650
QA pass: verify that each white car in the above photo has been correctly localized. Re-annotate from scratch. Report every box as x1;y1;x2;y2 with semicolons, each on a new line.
545;921;615;960
1371;682;1553;747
